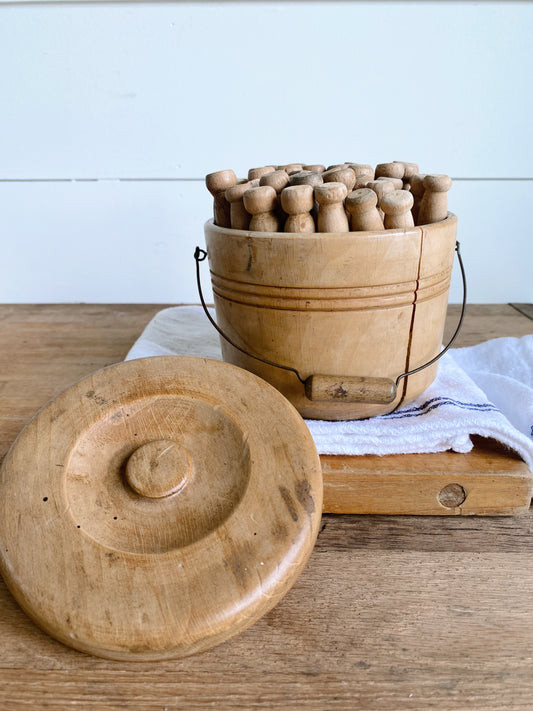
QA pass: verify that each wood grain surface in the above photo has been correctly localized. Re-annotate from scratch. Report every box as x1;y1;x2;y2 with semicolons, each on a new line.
1;303;533;709
321;447;532;516
0;356;322;661
204;216;457;420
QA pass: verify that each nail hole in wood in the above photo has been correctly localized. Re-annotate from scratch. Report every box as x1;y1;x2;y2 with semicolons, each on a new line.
438;483;467;508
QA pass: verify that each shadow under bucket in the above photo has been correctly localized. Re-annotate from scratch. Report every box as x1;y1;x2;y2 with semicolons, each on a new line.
202;213;461;420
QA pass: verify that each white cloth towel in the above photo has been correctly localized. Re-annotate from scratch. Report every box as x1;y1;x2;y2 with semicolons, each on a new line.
125;306;533;469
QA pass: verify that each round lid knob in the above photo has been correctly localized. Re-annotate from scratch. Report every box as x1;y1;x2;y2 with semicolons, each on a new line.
125;439;191;498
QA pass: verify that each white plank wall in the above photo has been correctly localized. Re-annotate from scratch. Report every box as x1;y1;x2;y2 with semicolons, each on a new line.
0;1;532;304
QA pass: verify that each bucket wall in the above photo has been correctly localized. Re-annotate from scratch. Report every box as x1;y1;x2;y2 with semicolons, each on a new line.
204;214;457;420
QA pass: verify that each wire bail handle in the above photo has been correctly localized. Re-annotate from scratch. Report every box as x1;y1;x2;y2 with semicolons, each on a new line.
194;242;467;405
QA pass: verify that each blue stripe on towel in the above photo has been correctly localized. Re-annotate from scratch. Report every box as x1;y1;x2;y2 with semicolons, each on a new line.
381;396;501;420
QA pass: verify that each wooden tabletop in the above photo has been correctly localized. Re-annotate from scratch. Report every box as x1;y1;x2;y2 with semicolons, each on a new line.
1;303;532;710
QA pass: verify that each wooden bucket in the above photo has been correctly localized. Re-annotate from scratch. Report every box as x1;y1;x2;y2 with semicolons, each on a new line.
203;214;458;420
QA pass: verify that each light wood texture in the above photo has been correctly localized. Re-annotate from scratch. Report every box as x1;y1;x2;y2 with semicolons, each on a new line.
346;163;375;189
366;178;395;220
0;356;322;660
305;374;396;404
125;438;191;498
278;163;303;174
410;172;427;224
377;176;404;190
248;166;275;181
242;185;279;232
205;169;237;228
322;166;356;194
2;304;531;467
346;188;384;231
418;174;453;225
367;178;395;201
288;170;324;187
225;180;253;231
395;160;419;183
205;214;457;419
0;304;533;711
260;170;291;228
302;164;325;173
287;173;322;224
314;182;349;233
381;189;415;229
281;185;315;234
1;304;533;709
259;169;290;193
321;446;532;515
375;161;405;180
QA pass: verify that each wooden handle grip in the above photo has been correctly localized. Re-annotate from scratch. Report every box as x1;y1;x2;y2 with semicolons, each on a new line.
304;375;397;404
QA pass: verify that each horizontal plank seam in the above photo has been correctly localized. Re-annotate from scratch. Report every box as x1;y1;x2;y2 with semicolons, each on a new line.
1;177;533;184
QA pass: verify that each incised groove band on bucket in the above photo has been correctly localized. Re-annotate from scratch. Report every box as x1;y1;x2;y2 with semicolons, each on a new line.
194;242;467;405
209;269;452;311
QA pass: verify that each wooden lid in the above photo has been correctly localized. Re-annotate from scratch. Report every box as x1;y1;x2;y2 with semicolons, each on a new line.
0;356;322;661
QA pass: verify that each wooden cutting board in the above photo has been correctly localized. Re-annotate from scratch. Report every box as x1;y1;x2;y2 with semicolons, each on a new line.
320;440;532;515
